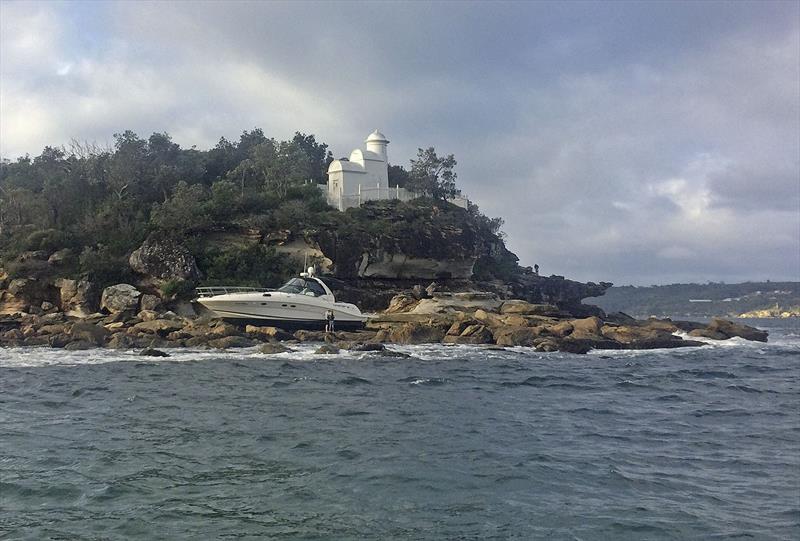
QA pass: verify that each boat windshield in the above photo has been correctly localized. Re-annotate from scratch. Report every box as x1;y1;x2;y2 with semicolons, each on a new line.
276;278;327;297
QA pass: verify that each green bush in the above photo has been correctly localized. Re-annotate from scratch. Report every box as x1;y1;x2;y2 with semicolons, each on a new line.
197;244;295;287
160;279;196;300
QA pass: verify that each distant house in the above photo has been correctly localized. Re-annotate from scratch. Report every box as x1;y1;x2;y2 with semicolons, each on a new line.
324;130;468;211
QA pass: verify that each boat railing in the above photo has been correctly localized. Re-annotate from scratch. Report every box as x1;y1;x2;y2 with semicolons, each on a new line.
195;286;273;298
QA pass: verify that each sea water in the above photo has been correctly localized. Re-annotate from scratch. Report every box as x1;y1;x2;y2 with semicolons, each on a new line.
1;319;798;540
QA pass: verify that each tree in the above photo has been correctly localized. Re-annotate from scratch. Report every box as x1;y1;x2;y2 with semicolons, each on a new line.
407;147;460;200
388;164;409;188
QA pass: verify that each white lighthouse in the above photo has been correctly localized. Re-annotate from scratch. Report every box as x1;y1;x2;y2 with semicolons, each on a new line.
326;129;409;211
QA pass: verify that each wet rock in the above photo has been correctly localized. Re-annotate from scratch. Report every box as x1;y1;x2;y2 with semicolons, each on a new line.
384;322;446;344
706;318;768;342
48;333;72;348
315;344;340;354
534;338;560;352
245;325;293;341
40;301;55;312
349;342;386;352
208;336;256;349
23;336;49;346
184;336;209;348
380;349;412;358
494;327;539;347
131;319;184;336
101;284;141;314
688;328;729;340
65;340;94;350
38;323;68;335
70;321;110;346
557;339;593;355
259;342;293;354
140;348;170;357
625;337;706;349
107;333;136;349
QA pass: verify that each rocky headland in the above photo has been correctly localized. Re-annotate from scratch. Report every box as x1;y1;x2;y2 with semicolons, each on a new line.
0;253;768;355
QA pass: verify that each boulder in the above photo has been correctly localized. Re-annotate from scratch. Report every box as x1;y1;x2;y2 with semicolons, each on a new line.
47;248;73;266
38;323;68;335
706;318;768;342
494;327;539;347
348;342;386;352
294;330;329;342
140;348;170;357
137;310;160;322
557;339;593;355
688;328;729;341
107;333;136;349
546;321;574;337
384;322;446;344
101;284;141;314
69;321;110;346
534;338;560;352
47;333;72;348
314;344;340;354
245;325;293;341
139;294;162;312
259;342;293;354
131;319;184;336
499;301;560;316
55;278;98;317
384;293;419;314
568;316;603;339
208;336;257;349
129;236;200;282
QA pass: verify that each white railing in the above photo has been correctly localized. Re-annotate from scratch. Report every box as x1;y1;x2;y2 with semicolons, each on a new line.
327;183;470;211
195;286;272;298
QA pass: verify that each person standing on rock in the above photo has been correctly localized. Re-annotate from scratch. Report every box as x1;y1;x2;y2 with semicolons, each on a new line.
325;309;335;334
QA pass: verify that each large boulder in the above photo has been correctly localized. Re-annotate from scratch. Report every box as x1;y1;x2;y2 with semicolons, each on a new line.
129;236;200;282
101;284;141;314
131;319;184;336
706;318;768;342
245;325;293;341
494;327;539;347
382;322;446;344
69;321;110;346
55;278;98;318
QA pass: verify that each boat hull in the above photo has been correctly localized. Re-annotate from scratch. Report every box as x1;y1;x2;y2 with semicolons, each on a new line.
196;292;368;330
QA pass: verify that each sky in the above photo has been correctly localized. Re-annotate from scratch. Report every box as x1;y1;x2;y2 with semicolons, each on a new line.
1;0;798;285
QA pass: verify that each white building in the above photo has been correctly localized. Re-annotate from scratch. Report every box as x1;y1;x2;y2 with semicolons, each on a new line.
324;129;468;211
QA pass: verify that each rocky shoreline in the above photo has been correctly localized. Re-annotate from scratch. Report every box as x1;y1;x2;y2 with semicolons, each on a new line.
0;284;768;356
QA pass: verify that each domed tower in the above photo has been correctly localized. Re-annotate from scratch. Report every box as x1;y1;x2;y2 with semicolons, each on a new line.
364;129;389;162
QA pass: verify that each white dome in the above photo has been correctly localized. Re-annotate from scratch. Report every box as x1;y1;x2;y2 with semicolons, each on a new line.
364;129;389;144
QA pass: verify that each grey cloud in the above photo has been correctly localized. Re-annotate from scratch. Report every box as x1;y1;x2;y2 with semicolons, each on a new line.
1;0;797;284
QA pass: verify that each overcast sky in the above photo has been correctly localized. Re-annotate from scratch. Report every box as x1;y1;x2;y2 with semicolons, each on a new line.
1;0;798;285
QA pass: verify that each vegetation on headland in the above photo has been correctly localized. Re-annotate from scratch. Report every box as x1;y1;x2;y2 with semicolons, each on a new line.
588;282;800;318
0;129;506;289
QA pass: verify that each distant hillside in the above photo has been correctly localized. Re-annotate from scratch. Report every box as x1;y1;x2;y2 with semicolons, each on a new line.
586;282;800;318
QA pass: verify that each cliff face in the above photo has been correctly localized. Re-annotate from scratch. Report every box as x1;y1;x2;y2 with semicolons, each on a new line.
314;200;492;280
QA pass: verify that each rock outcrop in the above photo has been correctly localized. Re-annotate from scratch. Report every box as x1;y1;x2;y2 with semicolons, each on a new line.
100;284;141;314
129;236;200;283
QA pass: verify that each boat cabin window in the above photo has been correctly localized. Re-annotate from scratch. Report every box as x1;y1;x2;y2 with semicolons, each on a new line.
277;278;327;297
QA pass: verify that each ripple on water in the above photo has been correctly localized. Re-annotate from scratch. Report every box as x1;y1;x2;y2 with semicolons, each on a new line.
1;329;798;540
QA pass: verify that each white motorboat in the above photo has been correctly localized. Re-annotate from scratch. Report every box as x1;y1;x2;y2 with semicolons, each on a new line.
195;268;368;329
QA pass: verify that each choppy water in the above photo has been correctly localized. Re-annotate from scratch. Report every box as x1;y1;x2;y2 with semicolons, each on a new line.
1;319;798;540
